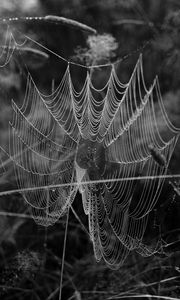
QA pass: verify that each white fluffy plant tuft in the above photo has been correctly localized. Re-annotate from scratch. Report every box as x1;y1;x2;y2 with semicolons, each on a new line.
73;33;118;65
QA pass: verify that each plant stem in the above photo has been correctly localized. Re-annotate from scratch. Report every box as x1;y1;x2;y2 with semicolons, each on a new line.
59;205;70;300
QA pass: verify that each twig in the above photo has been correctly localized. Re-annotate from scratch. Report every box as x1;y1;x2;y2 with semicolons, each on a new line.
108;295;180;300
70;206;90;237
1;174;180;197
59;206;70;300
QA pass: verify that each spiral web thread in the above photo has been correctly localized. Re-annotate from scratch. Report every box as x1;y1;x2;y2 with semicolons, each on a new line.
0;28;180;268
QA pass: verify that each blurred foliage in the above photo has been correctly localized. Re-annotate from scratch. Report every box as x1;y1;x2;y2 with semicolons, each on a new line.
73;251;180;300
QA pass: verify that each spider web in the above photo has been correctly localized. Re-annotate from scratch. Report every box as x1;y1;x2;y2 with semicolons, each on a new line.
0;27;180;268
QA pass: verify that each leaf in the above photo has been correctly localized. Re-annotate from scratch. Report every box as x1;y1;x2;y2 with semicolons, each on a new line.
0;214;24;246
0;15;97;35
44;15;97;34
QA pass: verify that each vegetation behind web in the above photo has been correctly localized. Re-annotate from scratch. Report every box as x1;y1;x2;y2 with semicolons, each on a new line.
0;0;180;299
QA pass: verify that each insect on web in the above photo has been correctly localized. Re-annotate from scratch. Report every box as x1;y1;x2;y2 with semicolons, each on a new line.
0;26;180;269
